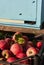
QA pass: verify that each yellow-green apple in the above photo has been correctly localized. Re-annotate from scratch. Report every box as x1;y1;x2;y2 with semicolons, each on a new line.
17;35;29;45
17;38;25;45
12;32;22;42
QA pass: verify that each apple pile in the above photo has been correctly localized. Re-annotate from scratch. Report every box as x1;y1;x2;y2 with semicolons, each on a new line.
0;32;43;65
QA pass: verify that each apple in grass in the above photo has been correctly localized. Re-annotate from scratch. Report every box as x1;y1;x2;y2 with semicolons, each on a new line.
2;50;14;59
26;47;38;57
10;43;23;55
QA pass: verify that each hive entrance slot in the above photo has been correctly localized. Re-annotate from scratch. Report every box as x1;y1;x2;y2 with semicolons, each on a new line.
24;21;36;25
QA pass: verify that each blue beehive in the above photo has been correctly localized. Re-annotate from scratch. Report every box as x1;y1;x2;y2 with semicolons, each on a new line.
0;0;44;29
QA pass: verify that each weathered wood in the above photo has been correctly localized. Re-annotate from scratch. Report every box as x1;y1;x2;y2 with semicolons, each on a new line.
0;25;44;35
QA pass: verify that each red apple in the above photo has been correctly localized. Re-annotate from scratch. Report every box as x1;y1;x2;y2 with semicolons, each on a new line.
22;36;29;42
2;50;13;59
5;38;14;47
26;47;38;57
0;40;9;50
36;41;42;49
7;57;16;63
26;41;33;50
10;43;23;55
16;52;26;59
5;38;13;44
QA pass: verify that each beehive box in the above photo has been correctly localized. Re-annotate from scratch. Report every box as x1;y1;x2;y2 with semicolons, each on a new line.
0;0;44;29
0;0;44;35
